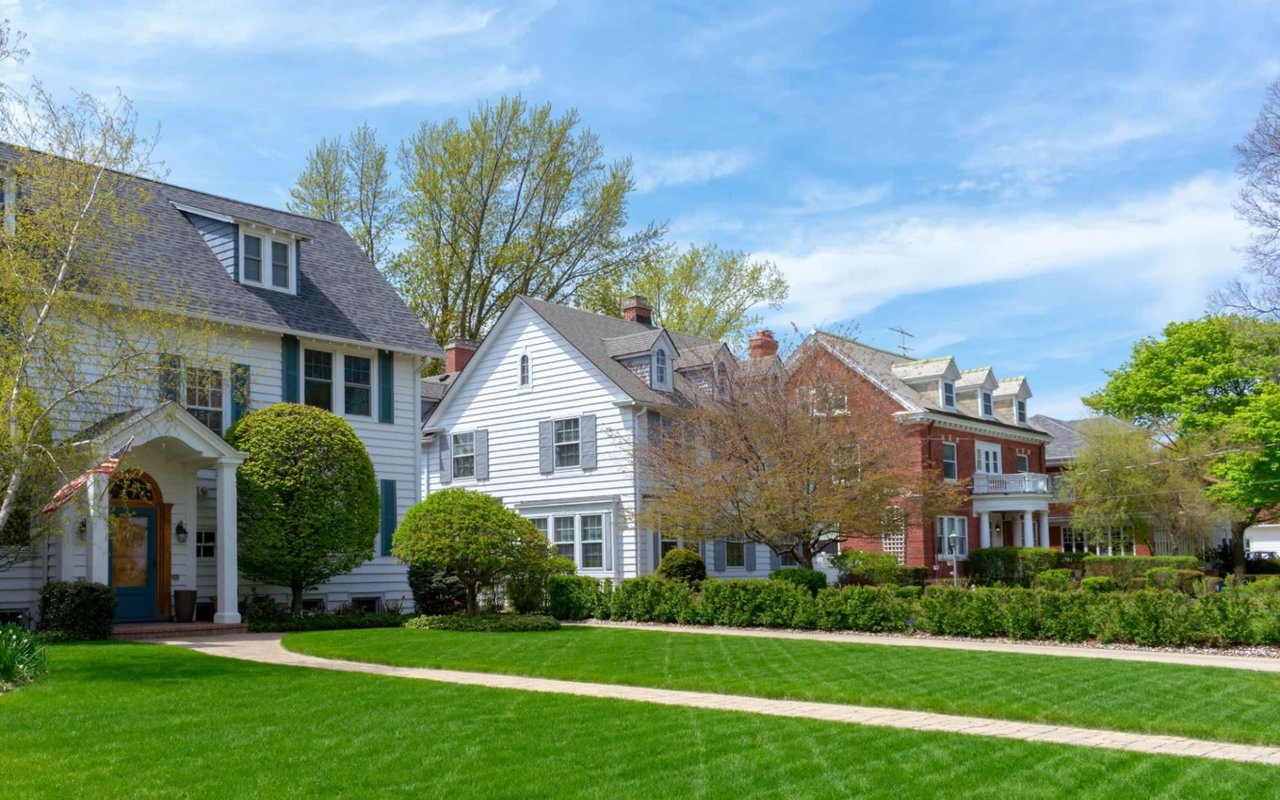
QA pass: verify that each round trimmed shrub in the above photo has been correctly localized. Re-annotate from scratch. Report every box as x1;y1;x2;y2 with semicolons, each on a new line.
226;404;380;612
1034;568;1074;592
37;580;115;640
1081;576;1119;593
656;547;706;586
768;567;827;596
832;550;900;586
405;613;561;632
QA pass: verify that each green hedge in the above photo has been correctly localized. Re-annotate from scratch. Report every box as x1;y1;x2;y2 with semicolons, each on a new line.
247;611;406;633
37;581;115;641
405;613;561;632
814;586;913;632
609;577;699;624
1084;555;1200;585
700;580;815;628
767;568;827;596
969;547;1061;587
547;575;612;621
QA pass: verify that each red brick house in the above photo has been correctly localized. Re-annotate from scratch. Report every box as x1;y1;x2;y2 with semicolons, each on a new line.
784;331;1054;578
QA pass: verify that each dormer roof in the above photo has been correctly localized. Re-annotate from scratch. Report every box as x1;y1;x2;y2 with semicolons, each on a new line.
956;367;999;393
994;376;1033;399
603;329;668;359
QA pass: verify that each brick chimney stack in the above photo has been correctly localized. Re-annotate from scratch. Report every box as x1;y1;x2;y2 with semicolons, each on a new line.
748;330;778;360
622;295;654;327
444;338;480;373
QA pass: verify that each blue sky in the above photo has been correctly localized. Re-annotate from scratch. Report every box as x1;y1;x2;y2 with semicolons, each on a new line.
7;0;1280;417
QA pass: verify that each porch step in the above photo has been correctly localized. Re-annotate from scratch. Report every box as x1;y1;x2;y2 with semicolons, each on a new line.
111;622;249;641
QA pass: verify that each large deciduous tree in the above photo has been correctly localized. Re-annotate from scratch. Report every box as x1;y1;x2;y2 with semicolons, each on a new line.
0;24;223;570
636;358;964;569
392;487;550;614
227;404;380;612
1217;79;1280;316
1085;315;1280;575
389;95;665;348
580;243;789;342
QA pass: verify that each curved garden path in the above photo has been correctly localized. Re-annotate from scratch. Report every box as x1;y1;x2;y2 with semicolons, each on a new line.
158;632;1280;767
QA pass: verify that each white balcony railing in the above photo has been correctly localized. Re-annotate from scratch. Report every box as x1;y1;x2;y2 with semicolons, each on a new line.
971;472;1051;495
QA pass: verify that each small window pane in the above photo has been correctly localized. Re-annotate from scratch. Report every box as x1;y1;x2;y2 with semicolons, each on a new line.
554;418;580;468
581;515;604;568
344;355;372;416
942;442;958;480
519;354;530;386
529;518;548;535
303;350;332;410
553;517;575;561
185;367;223;433
243;235;262;282
452;432;475;479
982;392;993;416
726;540;745;568
271;241;290;288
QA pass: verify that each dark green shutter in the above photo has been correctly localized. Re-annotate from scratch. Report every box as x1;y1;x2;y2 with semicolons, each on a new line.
159;354;183;402
230;363;251;424
380;479;397;557
282;335;300;403
294;240;301;295
378;349;394;423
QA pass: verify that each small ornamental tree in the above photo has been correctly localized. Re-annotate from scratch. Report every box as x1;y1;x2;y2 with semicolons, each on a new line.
226;404;379;612
393;487;547;614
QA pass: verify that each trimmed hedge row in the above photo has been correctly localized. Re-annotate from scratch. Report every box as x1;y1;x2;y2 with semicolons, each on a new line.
38;581;115;641
246;611;406;633
969;547;1061;587
553;576;1280;647
1084;555;1199;585
405;613;561;632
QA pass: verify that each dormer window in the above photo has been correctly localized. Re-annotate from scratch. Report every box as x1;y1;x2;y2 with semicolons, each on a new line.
1016;399;1028;424
240;228;296;292
941;381;956;408
981;391;993;417
653;348;669;388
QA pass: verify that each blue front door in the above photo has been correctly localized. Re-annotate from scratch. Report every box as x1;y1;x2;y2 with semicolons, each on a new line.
110;507;157;621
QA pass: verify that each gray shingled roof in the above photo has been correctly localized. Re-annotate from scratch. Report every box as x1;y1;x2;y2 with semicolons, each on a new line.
1;144;439;357
518;296;722;408
420;373;457;422
1030;414;1087;464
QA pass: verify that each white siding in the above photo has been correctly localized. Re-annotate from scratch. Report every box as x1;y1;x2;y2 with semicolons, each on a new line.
425;303;651;579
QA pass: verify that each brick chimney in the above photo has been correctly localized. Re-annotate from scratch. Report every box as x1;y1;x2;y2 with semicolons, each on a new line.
748;330;778;360
622;295;654;327
444;338;480;373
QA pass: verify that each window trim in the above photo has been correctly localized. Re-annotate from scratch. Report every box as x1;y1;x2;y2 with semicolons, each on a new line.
941;441;958;481
343;354;373;418
553;417;582;470
195;529;216;559
941;380;956;408
518;350;532;391
184;366;225;435
975;441;1002;475
1016;399;1028;424
981;391;994;417
725;539;746;569
936;515;969;559
239;226;297;293
451;431;477;480
1016;453;1030;473
653;347;669;389
303;348;334;411
525;509;612;572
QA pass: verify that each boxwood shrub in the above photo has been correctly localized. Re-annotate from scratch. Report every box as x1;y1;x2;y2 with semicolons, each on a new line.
814;586;912;632
700;579;816;628
969;547;1060;587
247;611;406;633
768;567;827;596
37;581;115;641
1144;568;1203;593
655;548;707;586
405;613;561;632
1084;555;1199;585
832;550;900;586
548;575;611;621
610;577;699;624
1034;568;1074;592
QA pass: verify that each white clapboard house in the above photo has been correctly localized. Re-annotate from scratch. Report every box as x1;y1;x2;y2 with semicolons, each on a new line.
0;150;440;625
422;295;789;580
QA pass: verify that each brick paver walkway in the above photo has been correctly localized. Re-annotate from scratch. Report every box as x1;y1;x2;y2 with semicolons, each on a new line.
573;620;1280;673
160;633;1280;767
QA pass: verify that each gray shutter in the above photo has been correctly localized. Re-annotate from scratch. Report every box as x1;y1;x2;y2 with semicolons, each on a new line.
538;420;554;474
713;540;726;572
745;543;757;572
652;532;662;573
580;414;597;471
769;549;781;570
439;436;453;485
474;428;489;482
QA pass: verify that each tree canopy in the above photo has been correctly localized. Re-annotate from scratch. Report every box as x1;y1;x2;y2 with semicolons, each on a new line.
226;404;380;611
1217;78;1280;316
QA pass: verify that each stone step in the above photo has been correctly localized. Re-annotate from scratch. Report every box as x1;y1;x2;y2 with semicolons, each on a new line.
112;622;248;641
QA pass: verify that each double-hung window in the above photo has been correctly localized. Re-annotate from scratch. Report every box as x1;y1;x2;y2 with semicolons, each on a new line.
976;442;1001;475
941;441;958;481
271;241;290;289
941;381;956;408
1016;399;1028;424
936;516;969;557
196;529;216;558
344;355;372;416
530;512;610;570
1016;453;1030;473
553;517;576;561
580;515;604;568
451;432;476;479
243;235;263;283
653;348;668;387
725;539;746;568
303;350;333;410
185;367;223;434
241;231;293;291
981;391;994;417
554;418;581;468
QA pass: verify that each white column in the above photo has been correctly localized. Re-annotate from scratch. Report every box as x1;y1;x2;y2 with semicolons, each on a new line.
213;457;241;624
1038;511;1050;549
1023;509;1035;548
85;473;110;584
979;512;991;549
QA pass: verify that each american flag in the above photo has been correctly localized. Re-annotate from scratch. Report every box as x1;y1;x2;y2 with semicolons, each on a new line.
40;438;134;515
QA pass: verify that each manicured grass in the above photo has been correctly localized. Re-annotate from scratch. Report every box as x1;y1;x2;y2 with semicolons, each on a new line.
287;626;1280;746
0;644;1276;799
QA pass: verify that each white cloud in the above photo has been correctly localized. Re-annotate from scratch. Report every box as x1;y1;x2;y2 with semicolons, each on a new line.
758;173;1247;328
634;148;753;193
343;65;543;109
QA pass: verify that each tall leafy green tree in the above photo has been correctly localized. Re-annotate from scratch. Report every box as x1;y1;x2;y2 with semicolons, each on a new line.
390;95;665;346
581;243;788;342
288;137;346;223
227;404;380;612
344;122;397;270
1086;315;1280;574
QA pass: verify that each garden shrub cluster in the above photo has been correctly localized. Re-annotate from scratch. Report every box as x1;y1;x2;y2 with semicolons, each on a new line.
407;563;467;616
405;613;561;632
968;547;1061;587
831;550;900;586
241;594;406;632
551;573;1280;648
37;581;115;641
655;548;706;586
1083;555;1199;585
767;567;827;596
0;624;47;689
547;575;612;621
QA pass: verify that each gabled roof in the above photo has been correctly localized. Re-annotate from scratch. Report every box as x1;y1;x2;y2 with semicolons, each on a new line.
1030;414;1088;464
603;329;667;358
994;376;1032;398
956;367;998;392
890;356;959;383
0;144;440;357
516;296;724;409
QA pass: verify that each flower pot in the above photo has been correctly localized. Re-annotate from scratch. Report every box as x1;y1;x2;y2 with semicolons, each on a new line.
173;590;198;623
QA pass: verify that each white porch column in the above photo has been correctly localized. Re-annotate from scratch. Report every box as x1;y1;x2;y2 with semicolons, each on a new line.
59;510;78;581
979;512;991;549
1023;509;1035;547
84;473;110;584
213;457;241;624
1038;511;1050;549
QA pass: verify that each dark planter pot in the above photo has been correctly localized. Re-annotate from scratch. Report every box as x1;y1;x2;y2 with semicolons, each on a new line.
173;590;198;623
195;600;215;623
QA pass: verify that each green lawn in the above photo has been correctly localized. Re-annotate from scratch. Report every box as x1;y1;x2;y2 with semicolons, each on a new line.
0;644;1276;799
286;625;1280;746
